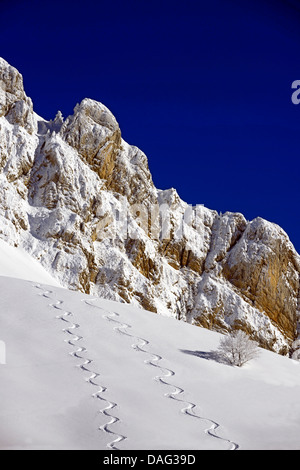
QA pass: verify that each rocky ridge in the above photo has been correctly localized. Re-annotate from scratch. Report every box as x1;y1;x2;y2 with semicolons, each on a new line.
0;57;300;356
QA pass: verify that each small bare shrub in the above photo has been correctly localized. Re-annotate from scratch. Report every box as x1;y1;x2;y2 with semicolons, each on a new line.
218;330;259;367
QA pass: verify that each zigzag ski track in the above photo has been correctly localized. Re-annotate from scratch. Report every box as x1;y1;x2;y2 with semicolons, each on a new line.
85;298;239;451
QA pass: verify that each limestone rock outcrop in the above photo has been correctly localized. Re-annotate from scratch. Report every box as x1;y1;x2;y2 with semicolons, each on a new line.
0;57;299;356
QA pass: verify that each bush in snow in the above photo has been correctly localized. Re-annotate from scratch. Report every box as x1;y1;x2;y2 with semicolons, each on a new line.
218;330;259;367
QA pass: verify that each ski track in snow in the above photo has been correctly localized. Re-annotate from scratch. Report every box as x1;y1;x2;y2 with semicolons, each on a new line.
84;298;239;451
32;284;126;450
31;283;239;450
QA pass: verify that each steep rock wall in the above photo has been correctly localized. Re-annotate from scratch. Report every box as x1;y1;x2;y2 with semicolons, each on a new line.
0;57;299;355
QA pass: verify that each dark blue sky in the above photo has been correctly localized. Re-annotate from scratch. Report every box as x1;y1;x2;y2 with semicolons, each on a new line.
1;0;300;251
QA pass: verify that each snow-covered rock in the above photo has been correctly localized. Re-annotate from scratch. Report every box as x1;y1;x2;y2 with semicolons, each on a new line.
0;57;299;356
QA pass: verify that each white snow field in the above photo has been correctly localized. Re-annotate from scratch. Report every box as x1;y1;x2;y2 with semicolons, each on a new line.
1;241;300;450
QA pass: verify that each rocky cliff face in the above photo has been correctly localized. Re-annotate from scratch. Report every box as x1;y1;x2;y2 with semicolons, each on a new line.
1;57;300;356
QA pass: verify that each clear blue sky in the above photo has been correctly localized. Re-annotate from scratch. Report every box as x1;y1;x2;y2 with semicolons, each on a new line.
1;0;300;251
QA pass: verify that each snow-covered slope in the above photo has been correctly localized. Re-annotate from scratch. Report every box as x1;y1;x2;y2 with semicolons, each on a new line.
0;238;60;286
1;244;300;450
